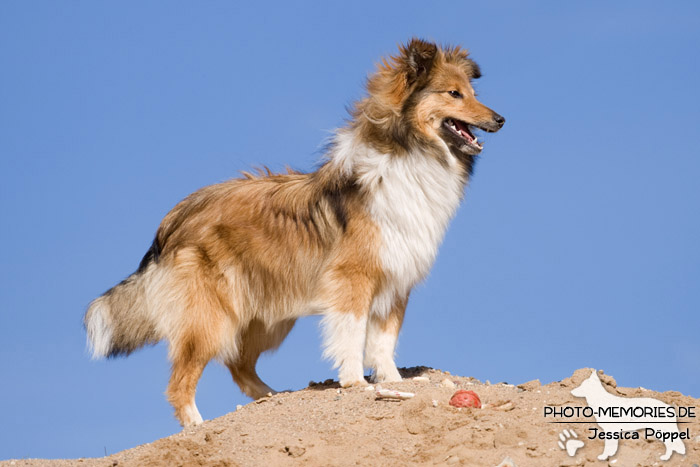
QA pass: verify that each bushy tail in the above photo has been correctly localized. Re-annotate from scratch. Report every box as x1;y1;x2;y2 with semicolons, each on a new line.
84;266;160;359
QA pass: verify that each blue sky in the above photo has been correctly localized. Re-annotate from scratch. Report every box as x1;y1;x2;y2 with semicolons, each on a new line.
1;1;699;460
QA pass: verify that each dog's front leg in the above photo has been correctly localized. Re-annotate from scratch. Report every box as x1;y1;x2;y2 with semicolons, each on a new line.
598;436;618;461
364;292;407;383
322;310;368;386
319;272;375;387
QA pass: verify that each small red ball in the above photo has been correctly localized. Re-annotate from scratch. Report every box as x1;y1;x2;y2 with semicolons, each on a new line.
449;389;481;408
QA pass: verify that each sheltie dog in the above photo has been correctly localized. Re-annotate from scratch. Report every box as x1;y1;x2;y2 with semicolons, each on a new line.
85;38;505;427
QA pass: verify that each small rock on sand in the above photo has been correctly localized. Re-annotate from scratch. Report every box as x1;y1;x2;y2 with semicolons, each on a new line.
517;379;540;391
440;378;456;388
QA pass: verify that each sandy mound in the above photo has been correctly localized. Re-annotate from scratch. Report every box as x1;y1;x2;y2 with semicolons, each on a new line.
3;368;699;466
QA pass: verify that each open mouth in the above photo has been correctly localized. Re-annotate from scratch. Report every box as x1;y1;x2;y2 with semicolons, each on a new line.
442;118;483;150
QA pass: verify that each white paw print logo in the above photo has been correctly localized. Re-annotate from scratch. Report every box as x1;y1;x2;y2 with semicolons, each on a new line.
558;429;584;456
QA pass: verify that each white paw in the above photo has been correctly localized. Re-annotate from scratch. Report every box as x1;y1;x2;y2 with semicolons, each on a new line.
557;429;584;457
372;367;402;383
338;362;365;388
182;403;204;427
339;378;368;388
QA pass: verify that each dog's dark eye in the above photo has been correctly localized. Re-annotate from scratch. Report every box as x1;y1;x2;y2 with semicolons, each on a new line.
448;90;462;98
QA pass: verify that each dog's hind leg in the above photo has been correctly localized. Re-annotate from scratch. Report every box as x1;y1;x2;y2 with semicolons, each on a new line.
226;318;296;400
164;248;227;426
166;330;217;427
661;437;686;461
364;293;407;383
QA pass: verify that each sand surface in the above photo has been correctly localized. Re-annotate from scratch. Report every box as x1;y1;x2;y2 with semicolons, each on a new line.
3;367;699;466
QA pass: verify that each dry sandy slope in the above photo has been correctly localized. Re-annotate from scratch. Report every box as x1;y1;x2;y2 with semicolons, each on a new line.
3;367;699;466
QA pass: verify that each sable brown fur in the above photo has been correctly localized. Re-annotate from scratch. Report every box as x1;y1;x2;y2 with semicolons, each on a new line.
84;38;504;427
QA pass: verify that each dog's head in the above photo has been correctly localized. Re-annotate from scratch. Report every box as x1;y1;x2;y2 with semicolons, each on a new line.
571;369;601;398
356;38;504;162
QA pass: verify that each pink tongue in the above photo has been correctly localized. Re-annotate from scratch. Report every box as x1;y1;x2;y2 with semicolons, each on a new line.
454;120;474;142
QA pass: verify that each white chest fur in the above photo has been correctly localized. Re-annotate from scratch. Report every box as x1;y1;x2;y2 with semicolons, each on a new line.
346;145;466;299
369;153;465;291
330;133;467;314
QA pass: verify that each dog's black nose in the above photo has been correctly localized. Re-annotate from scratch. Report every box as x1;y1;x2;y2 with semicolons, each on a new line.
493;113;505;127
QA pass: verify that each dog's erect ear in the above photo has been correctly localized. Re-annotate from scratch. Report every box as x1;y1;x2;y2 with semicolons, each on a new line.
402;38;438;85
466;59;482;79
364;38;438;109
